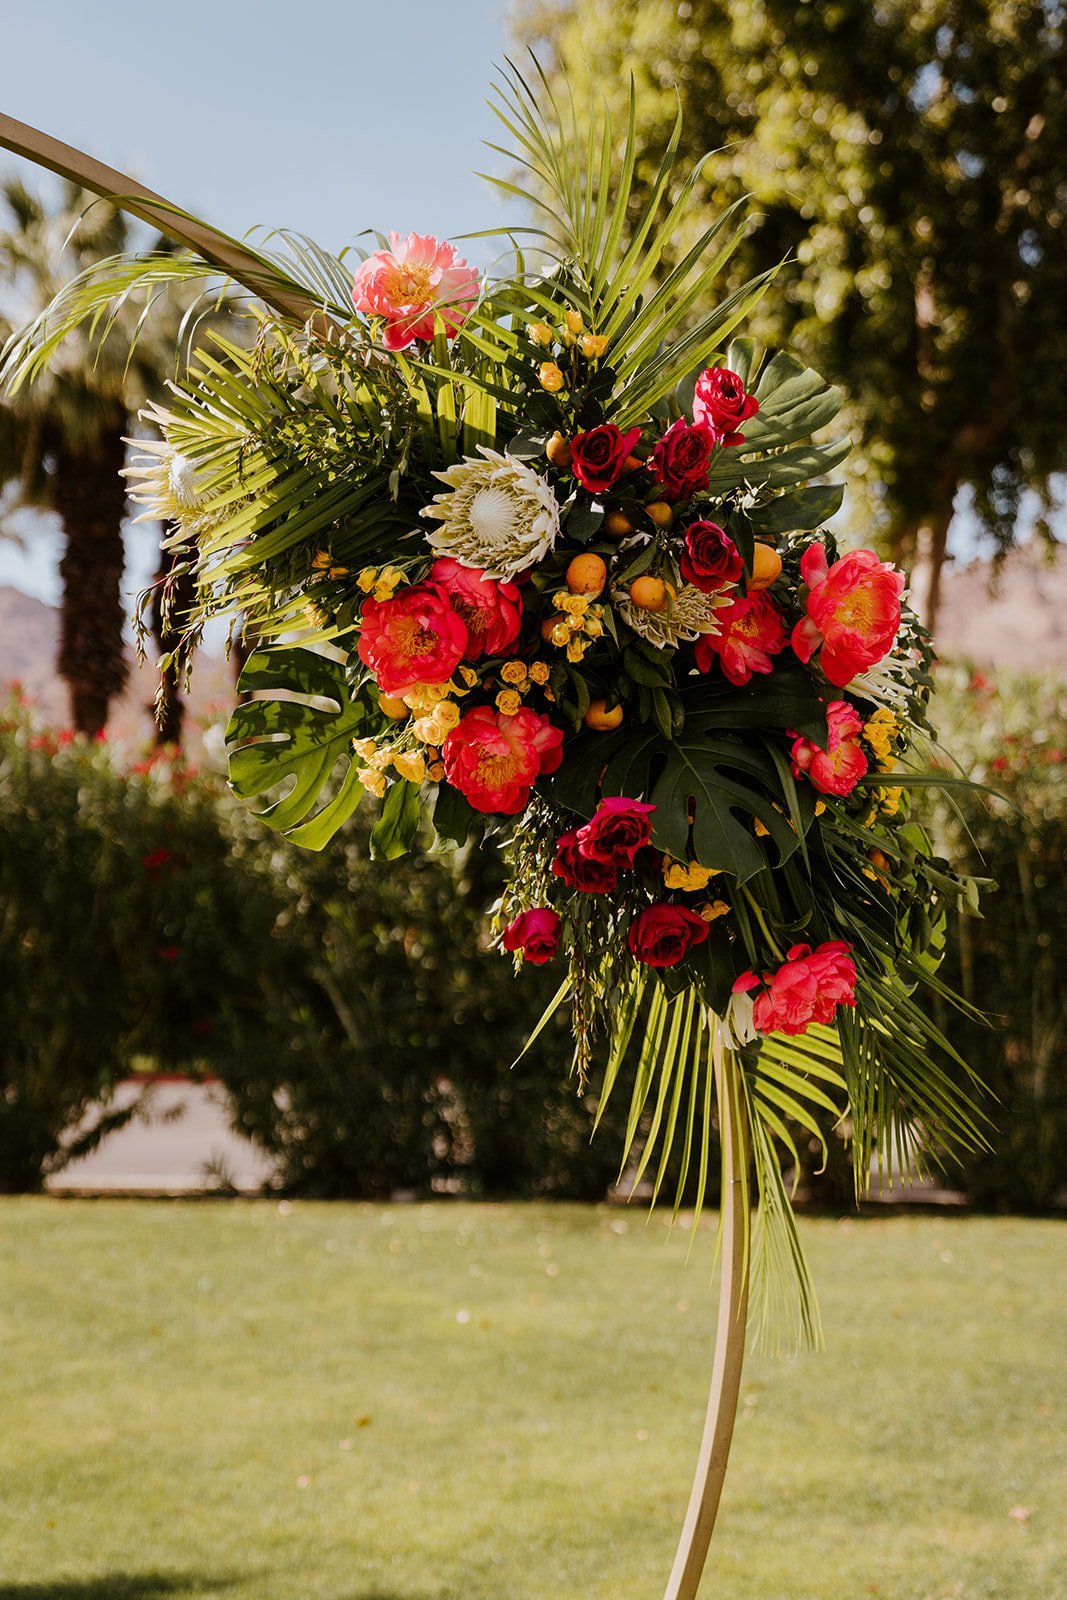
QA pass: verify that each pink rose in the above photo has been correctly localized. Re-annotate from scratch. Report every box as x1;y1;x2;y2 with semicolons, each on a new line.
576;796;656;867
442;706;564;815
429;558;522;658
692;365;759;447
569;424;643;493
552;830;620;895
732;941;857;1036
648;418;714;502
694;593;787;686
502;907;562;965
790;701;869;797
357;582;468;694
627;904;710;968
351;232;479;351
680;520;744;593
791;544;905;687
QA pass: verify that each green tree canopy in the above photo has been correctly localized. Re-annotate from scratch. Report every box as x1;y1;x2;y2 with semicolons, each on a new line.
513;0;1067;626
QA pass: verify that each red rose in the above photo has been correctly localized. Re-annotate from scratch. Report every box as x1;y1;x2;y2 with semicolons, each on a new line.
680;520;744;593
357;582;468;694
569;424;643;494
441;705;564;814
502;907;562;965
429;558;523;658
552;830;620;894
627;904;710;968
692;366;759;447
576;796;656;866
648;419;714;502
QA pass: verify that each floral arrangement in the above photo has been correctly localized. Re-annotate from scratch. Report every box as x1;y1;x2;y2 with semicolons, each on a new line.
4;64;987;1344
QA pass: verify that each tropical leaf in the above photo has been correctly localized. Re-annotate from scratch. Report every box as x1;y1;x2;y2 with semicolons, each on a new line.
225;645;367;849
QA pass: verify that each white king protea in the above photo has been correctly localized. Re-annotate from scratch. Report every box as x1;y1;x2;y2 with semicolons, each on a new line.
420;448;560;579
123;402;206;526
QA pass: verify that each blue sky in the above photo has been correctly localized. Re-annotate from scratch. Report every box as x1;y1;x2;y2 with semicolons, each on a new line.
1;0;514;604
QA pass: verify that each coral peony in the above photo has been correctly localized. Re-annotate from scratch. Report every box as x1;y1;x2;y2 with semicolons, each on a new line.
553;830;620;894
351;232;479;351
569;424;643;493
428;557;522;658
691;365;759;446
790;701;869;797
733;941;857;1035
680;520;744;593
792;544;905;687
576;796;656;867
357;582;468;695
648;418;714;501
442;705;563;814
627;904;710;968
694;592;786;686
502;907;562;965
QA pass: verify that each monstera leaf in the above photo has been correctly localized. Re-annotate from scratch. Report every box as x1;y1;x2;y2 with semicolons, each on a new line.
226;646;368;850
551;670;828;882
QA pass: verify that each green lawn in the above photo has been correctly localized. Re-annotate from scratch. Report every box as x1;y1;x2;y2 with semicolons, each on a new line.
0;1201;1063;1600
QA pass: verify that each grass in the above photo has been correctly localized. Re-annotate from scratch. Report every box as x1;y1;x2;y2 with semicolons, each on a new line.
0;1200;1063;1600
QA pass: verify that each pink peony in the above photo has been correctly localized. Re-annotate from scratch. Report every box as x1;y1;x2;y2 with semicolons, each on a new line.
429;558;523;658
442;705;564;815
694;593;787;686
692;365;759;447
732;941;857;1036
792;544;905;688
552;830;620;895
502;907;562;965
627;904;710;968
576;796;656;867
351;232;479;351
790;701;869;797
357;582;468;694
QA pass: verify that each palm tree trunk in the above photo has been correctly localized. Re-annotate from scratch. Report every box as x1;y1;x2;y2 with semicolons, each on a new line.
52;419;129;737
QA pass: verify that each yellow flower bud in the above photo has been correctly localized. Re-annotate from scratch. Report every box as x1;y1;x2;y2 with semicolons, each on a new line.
360;769;387;799
329;565;350;580
528;662;550;685
584;616;604;639
538;362;565;394
312;550;333;572
368;748;392;771
549;621;571;648
357;567;378;592
500;660;528;686
428;761;446;782
528;320;554;347
458;665;480;688
566;637;587;663
393;751;426;785
495;689;522;716
580;333;608;359
663;860;715;891
698;899;731;922
564;309;584;333
432;700;461;732
352;737;378;760
754;817;770;839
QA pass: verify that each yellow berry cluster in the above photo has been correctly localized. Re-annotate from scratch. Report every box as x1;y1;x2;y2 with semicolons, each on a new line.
529;307;609;392
547;591;606;662
356;565;406;602
863;707;899;770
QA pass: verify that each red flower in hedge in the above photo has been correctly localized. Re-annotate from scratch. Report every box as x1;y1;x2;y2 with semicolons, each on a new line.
502;907;562;965
429;558;522;658
569;424;642;493
442;705;563;814
576;796;656;867
692;365;759;447
627;904;709;968
552;830;620;895
680;520;744;593
733;942;857;1035
648;418;714;501
791;544;905;687
357;582;468;694
789;701;868;797
694;593;786;686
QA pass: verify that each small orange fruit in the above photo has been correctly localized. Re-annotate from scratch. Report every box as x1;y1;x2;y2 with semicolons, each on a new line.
584;699;625;731
629;575;669;612
566;553;607;597
604;510;634;537
867;848;890;873
749;543;783;591
645;501;674;530
622;454;643;473
379;694;409;720
540;616;559;643
546;431;572;468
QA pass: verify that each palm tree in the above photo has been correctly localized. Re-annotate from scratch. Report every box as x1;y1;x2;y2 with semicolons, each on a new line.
0;178;190;737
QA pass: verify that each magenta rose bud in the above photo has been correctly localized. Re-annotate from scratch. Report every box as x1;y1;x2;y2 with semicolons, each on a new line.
680;520;744;593
576;796;656;867
648;418;714;502
569;424;643;494
692;365;759;447
502;907;562;965
627;904;710;968
552;830;620;894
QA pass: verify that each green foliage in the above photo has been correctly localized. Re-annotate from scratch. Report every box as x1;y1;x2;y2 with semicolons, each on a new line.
514;1;1067;602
